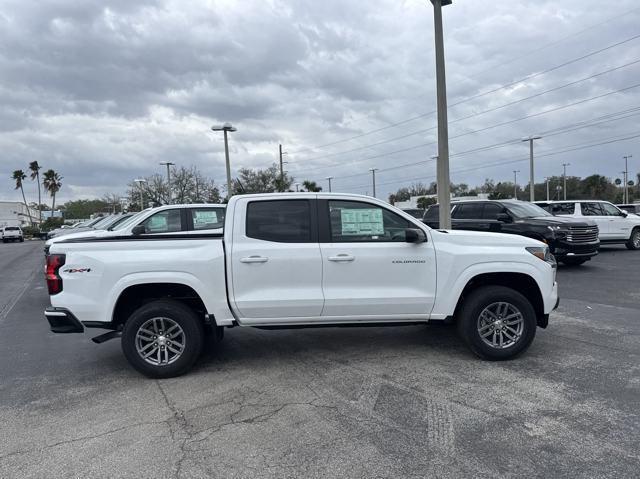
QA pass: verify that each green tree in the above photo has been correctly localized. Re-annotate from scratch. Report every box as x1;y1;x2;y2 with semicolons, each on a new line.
42;169;63;213
28;161;42;225
62;199;110;219
233;164;294;194
11;170;34;225
302;180;322;192
417;196;437;210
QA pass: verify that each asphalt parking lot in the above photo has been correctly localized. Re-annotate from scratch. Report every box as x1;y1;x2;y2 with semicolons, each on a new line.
0;241;639;478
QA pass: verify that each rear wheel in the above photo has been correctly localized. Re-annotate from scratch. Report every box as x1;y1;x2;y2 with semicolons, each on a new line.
626;228;640;250
457;285;537;360
121;300;204;378
560;257;588;266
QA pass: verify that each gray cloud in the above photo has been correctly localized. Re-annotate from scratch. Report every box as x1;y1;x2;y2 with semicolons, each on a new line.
1;0;639;204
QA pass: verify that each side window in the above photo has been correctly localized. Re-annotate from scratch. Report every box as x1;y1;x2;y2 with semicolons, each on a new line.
246;200;311;243
424;205;439;220
328;200;411;242
482;204;504;220
581;203;604;216
601;203;623;216
454;203;483;219
191;207;226;230
140;209;182;233
551;203;575;215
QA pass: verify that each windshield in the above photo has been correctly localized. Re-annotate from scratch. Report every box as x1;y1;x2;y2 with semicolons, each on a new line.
111;210;151;230
504;202;552;219
90;216;114;229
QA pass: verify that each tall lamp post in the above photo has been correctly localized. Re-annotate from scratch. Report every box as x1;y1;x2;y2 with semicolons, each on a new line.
134;178;147;211
326;176;334;192
431;0;452;229
544;177;551;201
562;163;571;200
522;135;542;201
159;161;175;204
211;123;237;199
369;168;378;198
513;170;520;199
623;155;633;204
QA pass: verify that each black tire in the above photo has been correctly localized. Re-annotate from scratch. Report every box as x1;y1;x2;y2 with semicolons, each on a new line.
626;228;640;250
121;300;204;378
19;237;24;243
560;258;588;266
457;285;537;360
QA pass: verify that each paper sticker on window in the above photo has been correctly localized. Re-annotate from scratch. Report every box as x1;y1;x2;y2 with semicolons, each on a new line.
340;208;384;235
193;210;218;225
148;215;167;230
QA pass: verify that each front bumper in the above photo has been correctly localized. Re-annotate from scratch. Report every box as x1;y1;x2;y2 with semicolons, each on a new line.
550;239;599;259
45;307;84;333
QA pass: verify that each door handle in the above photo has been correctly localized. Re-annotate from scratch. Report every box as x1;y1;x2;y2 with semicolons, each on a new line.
328;254;355;262
240;256;268;263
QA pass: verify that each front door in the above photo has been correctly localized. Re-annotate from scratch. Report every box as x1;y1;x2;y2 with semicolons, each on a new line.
230;198;323;320
600;202;633;240
319;199;436;319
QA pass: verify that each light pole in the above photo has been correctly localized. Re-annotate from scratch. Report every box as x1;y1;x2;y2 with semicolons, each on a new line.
211;123;237;199
326;176;333;192
623;155;633;204
369;168;378;198
522;135;542;202
295;183;300;192
544;177;551;201
513;170;520;200
431;0;453;229
159;161;175;204
278;144;289;192
562;163;571;200
134;178;147;211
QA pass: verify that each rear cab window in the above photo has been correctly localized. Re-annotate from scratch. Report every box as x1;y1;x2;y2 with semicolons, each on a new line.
190;207;226;231
246;200;313;242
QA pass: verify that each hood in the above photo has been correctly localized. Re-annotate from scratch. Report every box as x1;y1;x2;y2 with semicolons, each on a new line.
514;216;596;227
431;229;544;247
46;229;102;246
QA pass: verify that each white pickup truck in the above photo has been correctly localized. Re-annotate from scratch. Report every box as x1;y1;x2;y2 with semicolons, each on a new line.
45;193;559;378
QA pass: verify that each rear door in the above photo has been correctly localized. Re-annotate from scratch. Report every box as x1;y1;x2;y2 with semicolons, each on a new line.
319;199;436;318
229;198;324;320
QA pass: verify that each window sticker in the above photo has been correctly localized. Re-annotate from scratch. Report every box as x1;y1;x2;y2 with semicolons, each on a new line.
194;210;218;225
148;214;168;230
340;208;384;236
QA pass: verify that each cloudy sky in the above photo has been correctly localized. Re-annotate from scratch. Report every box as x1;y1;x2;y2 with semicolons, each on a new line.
1;0;639;204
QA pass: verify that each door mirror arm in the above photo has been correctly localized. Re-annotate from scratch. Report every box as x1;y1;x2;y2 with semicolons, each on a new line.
131;225;146;235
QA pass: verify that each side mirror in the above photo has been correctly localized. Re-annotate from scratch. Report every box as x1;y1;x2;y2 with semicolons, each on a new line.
405;228;427;243
131;225;146;235
621;210;628;217
497;213;512;223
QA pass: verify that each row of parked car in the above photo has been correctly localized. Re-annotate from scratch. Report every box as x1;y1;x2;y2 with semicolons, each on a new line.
44;203;227;252
404;199;640;266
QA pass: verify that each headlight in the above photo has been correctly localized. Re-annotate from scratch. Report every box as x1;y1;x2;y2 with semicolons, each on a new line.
547;225;561;232
526;246;555;264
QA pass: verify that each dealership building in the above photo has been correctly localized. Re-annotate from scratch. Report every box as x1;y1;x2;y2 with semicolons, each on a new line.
0;201;41;227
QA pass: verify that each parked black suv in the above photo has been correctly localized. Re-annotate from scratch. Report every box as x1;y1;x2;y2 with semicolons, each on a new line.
423;200;600;265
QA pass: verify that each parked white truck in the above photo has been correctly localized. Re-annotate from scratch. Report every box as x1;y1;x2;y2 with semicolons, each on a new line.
45;193;559;378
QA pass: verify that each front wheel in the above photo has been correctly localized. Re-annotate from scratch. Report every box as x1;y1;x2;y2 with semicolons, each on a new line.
626;228;640;250
121;300;204;378
457;286;537;360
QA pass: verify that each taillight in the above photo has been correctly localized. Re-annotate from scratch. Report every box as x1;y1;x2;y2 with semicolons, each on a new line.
45;254;66;295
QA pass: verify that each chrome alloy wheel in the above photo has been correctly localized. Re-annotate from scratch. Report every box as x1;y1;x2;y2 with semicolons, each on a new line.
476;302;524;349
633;230;640;248
135;317;185;366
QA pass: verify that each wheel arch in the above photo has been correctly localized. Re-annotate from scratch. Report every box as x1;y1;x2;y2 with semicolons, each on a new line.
111;282;211;328
453;272;546;328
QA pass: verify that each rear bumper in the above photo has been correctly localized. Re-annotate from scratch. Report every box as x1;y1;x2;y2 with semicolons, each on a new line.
45;307;84;333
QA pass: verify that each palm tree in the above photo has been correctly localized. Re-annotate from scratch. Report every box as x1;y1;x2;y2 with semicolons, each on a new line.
302;180;322;192
42;169;63;214
12;170;34;225
29;161;42;225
